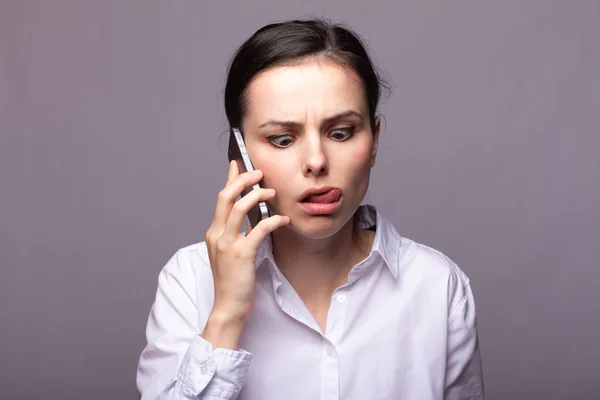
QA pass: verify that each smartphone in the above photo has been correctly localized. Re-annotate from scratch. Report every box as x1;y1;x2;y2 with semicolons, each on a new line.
228;127;270;228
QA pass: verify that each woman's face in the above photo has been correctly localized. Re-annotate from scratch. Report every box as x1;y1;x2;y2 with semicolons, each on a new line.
241;60;380;240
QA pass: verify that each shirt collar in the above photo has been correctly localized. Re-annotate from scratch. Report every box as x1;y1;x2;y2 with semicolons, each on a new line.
354;204;401;279
254;204;402;279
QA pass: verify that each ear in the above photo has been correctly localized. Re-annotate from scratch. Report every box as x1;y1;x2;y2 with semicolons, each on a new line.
370;116;381;168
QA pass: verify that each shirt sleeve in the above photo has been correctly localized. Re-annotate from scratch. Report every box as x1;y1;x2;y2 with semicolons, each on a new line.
136;248;252;399
444;282;485;400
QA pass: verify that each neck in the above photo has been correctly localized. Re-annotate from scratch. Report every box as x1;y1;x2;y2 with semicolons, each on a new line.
271;216;372;299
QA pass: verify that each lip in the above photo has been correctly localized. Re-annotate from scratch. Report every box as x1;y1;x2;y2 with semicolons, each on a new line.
298;198;342;215
298;187;342;215
299;186;340;201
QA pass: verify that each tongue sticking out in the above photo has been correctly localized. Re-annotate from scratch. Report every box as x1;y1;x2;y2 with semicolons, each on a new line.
304;189;341;203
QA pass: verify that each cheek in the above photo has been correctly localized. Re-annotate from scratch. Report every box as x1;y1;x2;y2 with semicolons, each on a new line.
255;156;289;191
348;145;373;172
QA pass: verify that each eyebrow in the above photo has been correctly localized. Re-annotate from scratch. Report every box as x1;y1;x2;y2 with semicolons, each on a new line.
257;110;364;129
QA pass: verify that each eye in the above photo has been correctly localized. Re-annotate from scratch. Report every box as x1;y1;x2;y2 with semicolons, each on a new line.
268;134;295;148
329;126;355;141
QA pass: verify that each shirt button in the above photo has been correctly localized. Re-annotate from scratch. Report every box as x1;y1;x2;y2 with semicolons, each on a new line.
327;346;337;358
336;294;347;304
200;364;209;375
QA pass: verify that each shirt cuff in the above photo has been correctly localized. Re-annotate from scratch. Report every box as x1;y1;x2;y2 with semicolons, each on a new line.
177;334;252;398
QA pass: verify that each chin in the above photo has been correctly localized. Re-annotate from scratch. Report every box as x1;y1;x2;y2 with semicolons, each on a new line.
286;211;350;240
292;224;338;240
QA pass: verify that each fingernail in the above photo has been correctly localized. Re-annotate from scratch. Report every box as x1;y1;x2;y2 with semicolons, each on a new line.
252;170;261;175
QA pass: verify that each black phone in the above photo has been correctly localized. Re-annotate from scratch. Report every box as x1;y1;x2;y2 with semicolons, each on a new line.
228;127;270;228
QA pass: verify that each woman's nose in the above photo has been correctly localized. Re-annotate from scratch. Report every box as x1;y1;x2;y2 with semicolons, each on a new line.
302;137;328;177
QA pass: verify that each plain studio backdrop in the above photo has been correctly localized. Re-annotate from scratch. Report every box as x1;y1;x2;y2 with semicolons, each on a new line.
1;1;599;399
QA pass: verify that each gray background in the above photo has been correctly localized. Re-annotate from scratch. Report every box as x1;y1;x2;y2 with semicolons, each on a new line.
1;1;599;399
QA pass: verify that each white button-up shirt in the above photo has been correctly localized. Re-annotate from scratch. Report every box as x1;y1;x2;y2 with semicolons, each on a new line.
137;205;484;399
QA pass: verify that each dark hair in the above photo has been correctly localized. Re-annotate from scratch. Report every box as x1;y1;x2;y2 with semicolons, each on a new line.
224;19;389;131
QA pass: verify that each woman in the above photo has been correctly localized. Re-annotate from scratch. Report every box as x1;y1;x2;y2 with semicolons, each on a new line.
137;19;484;400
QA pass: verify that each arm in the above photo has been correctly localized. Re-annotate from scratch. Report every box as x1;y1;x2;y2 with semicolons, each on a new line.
444;283;485;400
137;162;289;399
136;249;252;400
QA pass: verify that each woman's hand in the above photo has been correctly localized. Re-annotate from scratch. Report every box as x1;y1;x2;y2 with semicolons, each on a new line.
202;161;289;350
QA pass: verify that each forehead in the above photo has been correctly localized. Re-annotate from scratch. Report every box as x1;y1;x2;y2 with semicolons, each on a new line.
243;60;366;125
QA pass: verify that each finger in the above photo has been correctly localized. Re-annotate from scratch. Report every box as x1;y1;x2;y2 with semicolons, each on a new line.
208;162;234;235
213;161;237;226
212;169;263;233
223;187;276;238
245;214;290;248
226;160;237;185
244;219;252;236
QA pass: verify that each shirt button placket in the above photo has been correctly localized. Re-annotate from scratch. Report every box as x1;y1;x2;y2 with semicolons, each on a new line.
321;342;340;399
320;291;348;400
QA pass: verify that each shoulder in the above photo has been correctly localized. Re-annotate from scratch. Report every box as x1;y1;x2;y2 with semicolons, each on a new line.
158;241;213;287
171;241;210;266
395;236;474;316
149;241;217;314
401;239;470;286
